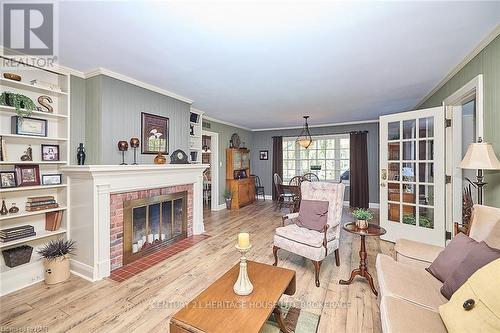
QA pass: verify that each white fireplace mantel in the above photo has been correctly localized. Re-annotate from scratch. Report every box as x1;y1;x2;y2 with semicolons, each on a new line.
61;164;209;281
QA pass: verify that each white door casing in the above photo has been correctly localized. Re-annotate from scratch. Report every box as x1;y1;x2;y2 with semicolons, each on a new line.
379;107;445;247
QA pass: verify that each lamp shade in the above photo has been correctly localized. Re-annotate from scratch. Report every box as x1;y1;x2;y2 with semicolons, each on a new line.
296;115;313;149
460;142;500;170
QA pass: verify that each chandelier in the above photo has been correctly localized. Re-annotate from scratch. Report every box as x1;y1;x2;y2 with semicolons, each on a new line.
296;116;313;149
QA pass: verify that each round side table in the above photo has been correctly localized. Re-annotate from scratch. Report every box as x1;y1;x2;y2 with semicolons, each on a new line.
339;222;386;296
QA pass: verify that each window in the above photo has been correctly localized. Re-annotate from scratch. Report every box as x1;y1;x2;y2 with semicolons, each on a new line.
282;134;350;182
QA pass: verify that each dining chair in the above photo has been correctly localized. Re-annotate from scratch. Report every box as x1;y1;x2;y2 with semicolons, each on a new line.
303;172;320;182
288;175;303;212
273;173;294;210
252;174;265;201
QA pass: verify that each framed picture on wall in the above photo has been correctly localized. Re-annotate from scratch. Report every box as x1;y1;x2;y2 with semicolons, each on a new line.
259;150;268;160
141;112;169;154
41;144;60;161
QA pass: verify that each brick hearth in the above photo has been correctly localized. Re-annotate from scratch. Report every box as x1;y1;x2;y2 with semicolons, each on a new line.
109;184;194;271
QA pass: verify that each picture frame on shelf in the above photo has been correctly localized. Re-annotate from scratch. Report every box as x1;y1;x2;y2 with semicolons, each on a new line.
141;112;169;155
11;116;47;137
41;174;62;186
0;171;17;188
41;144;60;161
259;150;269;160
14;164;40;186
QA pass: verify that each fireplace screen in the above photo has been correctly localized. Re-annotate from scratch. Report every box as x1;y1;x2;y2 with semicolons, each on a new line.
123;192;187;265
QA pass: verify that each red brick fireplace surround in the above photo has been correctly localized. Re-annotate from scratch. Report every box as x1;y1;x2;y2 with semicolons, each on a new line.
110;184;193;271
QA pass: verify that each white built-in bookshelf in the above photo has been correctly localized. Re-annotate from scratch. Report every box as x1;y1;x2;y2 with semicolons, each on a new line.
189;108;203;164
0;55;70;295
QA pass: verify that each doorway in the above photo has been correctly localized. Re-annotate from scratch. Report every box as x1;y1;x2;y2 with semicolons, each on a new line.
202;130;219;211
444;75;484;234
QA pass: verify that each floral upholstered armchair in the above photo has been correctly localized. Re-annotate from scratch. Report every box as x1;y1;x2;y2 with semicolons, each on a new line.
273;181;345;287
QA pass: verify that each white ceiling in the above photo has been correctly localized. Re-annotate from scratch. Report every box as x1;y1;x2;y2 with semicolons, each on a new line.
59;1;500;129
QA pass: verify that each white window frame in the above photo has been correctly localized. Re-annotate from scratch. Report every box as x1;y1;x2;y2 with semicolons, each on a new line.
282;134;350;183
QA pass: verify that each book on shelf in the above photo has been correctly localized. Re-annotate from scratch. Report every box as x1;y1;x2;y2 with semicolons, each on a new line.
45;210;63;231
25;203;59;212
0;225;34;235
0;232;37;242
26;200;57;207
0;226;35;234
27;196;55;203
0;136;6;161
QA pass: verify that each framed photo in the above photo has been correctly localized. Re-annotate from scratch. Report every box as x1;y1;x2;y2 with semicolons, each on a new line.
41;144;60;161
14;165;40;187
141;112;169;154
259;150;269;160
11;116;47;137
42;174;62;185
0;171;17;188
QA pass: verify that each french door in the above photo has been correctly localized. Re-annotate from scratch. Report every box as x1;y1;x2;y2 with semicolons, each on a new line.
379;107;445;247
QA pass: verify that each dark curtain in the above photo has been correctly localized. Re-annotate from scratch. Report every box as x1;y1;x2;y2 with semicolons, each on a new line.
349;131;369;208
272;136;283;201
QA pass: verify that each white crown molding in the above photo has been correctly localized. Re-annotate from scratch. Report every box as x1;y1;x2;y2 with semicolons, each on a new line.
415;24;500;109
190;107;205;115
252;118;379;132
203;115;253;131
84;67;193;104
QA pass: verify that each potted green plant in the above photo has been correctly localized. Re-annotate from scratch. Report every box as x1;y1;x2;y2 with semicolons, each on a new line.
352;208;374;230
0;92;36;119
37;239;75;285
224;188;233;210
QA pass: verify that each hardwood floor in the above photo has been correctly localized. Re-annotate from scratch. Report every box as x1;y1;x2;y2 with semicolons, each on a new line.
0;201;394;333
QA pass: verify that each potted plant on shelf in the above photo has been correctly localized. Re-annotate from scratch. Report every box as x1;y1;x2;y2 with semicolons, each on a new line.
0;92;36;119
224;188;233;210
37;239;75;285
352;208;374;230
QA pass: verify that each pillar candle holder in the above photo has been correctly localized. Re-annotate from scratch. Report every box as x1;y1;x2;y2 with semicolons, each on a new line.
130;138;140;165
118;140;129;165
233;244;253;296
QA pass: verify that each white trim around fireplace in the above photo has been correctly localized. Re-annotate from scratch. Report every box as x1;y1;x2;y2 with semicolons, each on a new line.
61;164;208;281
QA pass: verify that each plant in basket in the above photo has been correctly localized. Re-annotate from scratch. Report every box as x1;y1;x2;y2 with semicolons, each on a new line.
37;239;75;285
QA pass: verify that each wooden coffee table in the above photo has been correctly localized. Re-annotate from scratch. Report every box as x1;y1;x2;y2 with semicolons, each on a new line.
170;261;296;333
339;222;386;296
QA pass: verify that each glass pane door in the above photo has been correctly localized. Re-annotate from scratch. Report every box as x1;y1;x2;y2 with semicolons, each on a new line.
380;107;445;246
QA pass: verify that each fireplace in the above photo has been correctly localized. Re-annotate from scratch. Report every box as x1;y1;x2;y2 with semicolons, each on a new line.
123;191;188;265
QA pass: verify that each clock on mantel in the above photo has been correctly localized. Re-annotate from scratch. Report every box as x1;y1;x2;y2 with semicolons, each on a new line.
170;149;190;164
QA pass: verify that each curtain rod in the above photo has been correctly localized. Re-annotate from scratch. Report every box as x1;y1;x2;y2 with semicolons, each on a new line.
272;131;368;139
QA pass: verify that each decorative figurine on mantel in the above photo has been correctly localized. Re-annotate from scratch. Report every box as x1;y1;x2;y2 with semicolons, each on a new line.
77;143;86;165
118;140;129;165
20;145;33;161
8;203;19;214
130;138;140;165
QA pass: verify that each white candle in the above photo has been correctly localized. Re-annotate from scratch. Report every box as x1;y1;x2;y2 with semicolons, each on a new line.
154;233;159;241
238;233;250;248
161;233;166;240
132;244;138;253
148;234;154;243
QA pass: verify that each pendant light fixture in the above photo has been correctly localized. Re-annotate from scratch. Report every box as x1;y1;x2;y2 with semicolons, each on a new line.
296;115;313;149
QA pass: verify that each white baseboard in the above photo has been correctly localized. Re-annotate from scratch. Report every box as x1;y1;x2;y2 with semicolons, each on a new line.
344;201;380;209
70;259;95;282
213;204;227;211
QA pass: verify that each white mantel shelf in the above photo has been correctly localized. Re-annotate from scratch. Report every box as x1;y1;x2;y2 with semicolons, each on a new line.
61;163;209;282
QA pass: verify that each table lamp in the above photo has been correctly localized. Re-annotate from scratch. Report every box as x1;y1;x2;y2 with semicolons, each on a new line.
460;138;500;204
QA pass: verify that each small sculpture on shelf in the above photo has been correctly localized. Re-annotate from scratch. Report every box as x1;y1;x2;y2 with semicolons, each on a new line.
8;203;19;214
0;199;8;216
77;143;86;165
154;152;166;164
20;145;33;161
130;138;140;165
118;140;129;165
37;95;54;113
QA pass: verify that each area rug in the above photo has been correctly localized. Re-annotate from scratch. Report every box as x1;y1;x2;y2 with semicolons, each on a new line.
262;303;320;333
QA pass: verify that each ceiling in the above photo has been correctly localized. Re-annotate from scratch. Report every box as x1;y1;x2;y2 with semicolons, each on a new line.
59;1;500;130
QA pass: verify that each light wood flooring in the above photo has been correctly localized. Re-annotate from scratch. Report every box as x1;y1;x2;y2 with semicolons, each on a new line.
0;201;394;332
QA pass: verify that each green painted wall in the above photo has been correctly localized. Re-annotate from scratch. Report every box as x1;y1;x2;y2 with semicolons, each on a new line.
202;119;254;205
420;35;500;207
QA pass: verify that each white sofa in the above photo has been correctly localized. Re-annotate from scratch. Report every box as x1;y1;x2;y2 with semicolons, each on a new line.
376;204;500;333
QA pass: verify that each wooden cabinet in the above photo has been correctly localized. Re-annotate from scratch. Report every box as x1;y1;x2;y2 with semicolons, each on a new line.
227;177;256;209
226;148;255;209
